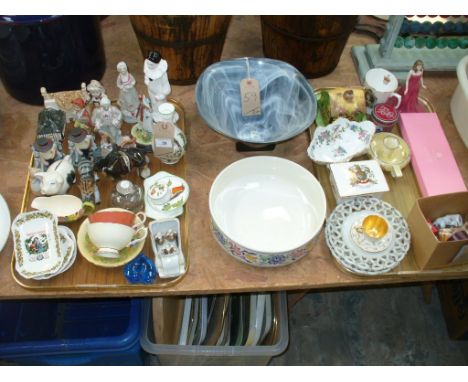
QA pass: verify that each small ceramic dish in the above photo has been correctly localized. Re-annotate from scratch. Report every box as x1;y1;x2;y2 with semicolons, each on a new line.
12;210;63;279
149;218;186;279
368;132;411;178
31;194;84;223
307;117;376;164
77;209;146;268
144;171;190;220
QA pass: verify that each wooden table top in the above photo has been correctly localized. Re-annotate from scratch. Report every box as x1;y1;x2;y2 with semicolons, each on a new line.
0;16;467;299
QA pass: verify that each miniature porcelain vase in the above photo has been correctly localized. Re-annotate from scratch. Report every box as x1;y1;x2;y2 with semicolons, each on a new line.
152;104;187;165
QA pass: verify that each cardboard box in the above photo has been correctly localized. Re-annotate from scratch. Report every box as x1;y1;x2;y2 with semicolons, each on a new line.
407;191;468;270
437;280;468;340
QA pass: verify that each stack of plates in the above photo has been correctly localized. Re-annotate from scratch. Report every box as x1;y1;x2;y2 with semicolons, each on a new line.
325;196;411;276
12;210;76;280
152;293;275;347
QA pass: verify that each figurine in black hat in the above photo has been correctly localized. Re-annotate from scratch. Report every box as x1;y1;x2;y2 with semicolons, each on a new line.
144;50;171;110
32;137;64;171
68;127;98;168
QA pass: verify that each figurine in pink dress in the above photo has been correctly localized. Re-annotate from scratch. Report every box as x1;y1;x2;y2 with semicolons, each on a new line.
399;60;427;113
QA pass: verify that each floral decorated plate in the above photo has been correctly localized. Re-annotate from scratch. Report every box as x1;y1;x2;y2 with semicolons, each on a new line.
12;210;63;279
144;171;189;220
307;117;376;164
325;196;411;276
0;194;10;253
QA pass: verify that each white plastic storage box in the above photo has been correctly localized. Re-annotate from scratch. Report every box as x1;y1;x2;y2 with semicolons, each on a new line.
140;292;289;365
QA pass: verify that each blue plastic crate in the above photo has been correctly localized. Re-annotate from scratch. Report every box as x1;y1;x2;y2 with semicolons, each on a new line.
0;298;143;365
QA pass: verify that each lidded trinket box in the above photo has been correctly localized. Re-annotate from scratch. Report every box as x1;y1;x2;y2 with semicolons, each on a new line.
329;159;389;203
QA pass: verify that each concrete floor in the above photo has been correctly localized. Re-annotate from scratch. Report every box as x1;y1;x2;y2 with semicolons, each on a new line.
271;285;468;365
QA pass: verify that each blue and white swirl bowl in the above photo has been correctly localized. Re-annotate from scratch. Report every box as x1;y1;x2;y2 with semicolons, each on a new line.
196;58;317;145
209;156;327;267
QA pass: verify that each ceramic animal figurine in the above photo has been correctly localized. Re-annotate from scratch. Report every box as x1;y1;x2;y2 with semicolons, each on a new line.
86;79;106;106
32;137;64;171
29;155;76;196
92;96;123;145
78;159;101;208
94;145;150;179
144;51;171;110
40;83;88;121
399;59;427;113
116;61;140;123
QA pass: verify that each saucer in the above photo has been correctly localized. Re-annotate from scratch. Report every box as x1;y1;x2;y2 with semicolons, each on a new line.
350;213;393;253
77;216;145;268
144;171;189;220
325;196;411;276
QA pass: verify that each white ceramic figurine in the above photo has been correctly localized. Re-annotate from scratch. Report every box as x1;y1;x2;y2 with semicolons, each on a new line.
116;61;140;123
144;51;171;110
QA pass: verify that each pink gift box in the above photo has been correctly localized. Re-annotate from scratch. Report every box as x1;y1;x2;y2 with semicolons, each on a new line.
400;112;466;197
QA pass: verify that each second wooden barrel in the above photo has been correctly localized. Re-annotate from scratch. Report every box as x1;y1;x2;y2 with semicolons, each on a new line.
261;16;358;78
130;16;231;85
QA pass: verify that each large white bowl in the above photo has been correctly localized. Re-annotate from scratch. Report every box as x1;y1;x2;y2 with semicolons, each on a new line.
209;156;326;267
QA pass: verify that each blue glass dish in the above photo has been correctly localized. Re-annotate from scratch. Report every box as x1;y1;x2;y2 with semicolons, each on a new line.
124;253;157;284
195;58;317;145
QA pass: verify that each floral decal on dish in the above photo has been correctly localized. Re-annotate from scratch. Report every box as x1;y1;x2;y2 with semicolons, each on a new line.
211;221;311;267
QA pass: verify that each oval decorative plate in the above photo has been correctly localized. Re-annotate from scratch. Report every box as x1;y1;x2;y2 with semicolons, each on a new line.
325;196;411;276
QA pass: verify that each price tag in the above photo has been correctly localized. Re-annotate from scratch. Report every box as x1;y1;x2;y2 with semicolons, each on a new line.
152;122;175;156
240;78;261;116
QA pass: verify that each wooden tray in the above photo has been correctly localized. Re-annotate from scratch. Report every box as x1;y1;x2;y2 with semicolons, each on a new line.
11;98;190;290
310;88;435;276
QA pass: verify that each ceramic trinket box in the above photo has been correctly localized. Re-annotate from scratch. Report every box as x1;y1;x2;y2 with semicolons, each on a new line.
149;218;186;279
329;159;389;203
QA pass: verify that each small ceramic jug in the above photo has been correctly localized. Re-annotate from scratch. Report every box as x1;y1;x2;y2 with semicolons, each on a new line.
365;68;402;108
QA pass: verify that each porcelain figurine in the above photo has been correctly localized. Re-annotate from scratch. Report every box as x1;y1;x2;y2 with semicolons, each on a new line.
77;158;100;208
29;155;76;196
130;95;154;148
71;98;92;129
94;144;150;179
92;96;123;145
399;60;427;113
40;83;88;121
86;79;106;106
144;51;171;109
68;127;97;167
32;137;64;171
116;61;140;123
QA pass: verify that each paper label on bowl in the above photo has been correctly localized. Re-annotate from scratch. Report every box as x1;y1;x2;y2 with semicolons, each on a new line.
153;122;174;156
240;78;261;116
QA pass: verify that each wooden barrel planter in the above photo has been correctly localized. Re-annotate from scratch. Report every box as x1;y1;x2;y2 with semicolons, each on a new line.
130;16;232;85
261;16;358;78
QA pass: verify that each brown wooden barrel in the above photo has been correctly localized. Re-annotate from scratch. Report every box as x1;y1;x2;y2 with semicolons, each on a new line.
261;16;358;78
130;16;231;85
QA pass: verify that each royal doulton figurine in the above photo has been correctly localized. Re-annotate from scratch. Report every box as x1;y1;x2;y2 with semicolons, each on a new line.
144;51;171;111
86;80;106;106
71;98;92;129
92;96;123;145
116;61;140;123
32;137;64;171
399;60;427;113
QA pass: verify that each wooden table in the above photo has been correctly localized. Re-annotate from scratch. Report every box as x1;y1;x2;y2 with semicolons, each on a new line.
0;16;467;300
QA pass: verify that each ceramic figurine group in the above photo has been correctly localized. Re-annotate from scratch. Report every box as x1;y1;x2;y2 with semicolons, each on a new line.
19;51;189;284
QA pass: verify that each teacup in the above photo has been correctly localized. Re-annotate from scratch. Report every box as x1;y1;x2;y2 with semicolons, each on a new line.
87;209;147;258
357;214;389;240
365;68;402;108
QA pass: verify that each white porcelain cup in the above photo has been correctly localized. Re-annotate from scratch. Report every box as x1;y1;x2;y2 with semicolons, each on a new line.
365;68;402;108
